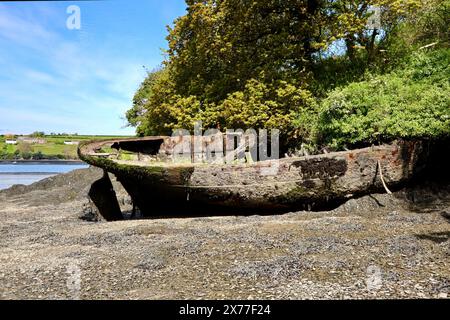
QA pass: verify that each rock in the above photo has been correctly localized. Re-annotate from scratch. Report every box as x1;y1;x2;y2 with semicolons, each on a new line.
438;293;448;299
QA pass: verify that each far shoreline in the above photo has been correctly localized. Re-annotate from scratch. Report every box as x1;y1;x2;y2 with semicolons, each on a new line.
0;159;86;165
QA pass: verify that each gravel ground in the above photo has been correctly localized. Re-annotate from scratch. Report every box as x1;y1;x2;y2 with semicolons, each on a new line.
0;168;449;300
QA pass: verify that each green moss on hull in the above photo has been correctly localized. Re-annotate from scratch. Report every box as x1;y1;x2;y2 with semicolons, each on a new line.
79;140;168;183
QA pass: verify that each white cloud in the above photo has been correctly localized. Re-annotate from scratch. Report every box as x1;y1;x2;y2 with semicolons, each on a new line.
24;70;57;85
0;4;56;51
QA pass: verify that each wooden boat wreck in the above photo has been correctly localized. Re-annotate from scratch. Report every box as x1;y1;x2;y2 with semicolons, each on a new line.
78;135;428;221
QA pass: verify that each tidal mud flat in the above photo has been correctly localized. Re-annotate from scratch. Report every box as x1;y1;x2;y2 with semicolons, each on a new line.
0;167;449;299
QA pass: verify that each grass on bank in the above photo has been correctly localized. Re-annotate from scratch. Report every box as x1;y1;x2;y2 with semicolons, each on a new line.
0;135;132;160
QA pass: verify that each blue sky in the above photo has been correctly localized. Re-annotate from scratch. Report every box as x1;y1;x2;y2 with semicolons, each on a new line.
0;0;187;135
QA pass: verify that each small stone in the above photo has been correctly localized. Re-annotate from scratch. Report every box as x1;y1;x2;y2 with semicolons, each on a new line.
438;293;448;299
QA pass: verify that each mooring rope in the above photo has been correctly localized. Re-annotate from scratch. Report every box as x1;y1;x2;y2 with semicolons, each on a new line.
377;160;393;195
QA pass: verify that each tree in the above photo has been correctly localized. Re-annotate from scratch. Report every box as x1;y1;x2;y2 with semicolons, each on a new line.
129;0;324;148
126;68;166;130
0;145;8;160
166;0;322;100
31;131;45;138
17;142;33;160
127;0;449;151
17;142;32;154
32;151;44;160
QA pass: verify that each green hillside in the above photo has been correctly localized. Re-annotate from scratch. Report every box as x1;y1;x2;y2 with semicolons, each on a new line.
0;135;131;160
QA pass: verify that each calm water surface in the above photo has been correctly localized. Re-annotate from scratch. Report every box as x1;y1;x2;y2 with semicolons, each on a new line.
0;162;88;190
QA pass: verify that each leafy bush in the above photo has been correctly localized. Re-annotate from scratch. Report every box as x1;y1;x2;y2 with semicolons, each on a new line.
21;152;32;160
316;49;450;149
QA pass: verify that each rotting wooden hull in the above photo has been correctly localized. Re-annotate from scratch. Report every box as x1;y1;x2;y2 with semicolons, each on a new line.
78;137;427;219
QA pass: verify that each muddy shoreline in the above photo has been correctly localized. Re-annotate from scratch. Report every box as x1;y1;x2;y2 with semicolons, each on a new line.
0;168;448;299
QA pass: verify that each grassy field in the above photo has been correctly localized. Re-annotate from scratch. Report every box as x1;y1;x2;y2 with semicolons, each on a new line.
0;135;132;160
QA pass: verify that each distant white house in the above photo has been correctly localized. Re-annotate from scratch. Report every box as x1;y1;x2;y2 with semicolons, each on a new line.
5;140;17;145
64;141;80;145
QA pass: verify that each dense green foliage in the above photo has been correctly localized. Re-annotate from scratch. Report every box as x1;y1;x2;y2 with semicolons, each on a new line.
127;0;450;151
317;49;450;148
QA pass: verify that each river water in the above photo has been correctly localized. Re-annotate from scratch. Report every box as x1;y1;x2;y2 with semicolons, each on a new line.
0;162;89;190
